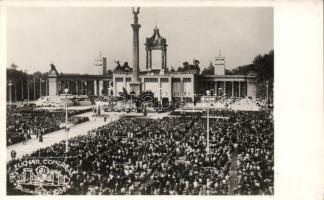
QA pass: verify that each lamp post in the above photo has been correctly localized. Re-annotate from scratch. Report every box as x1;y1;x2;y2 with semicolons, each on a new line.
193;94;196;111
64;88;69;153
8;80;13;108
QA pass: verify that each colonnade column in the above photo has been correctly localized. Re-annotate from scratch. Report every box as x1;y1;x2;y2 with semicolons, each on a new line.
180;78;184;100
149;50;152;70
223;81;226;96
238;81;241;97
232;81;234;97
94;80;97;96
158;78;161;102
161;51;165;69
113;78;117;97
146;49;149;69
99;80;103;96
215;81;218;96
76;80;78;95
192;77;195;101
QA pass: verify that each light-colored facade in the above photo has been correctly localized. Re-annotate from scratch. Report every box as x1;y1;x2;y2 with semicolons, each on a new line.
48;8;257;100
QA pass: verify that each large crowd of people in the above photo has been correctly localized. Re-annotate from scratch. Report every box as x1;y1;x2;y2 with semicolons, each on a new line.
7;109;273;195
6;107;89;145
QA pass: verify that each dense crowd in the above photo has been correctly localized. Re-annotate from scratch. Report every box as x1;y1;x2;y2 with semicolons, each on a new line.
6;107;89;145
7;109;273;195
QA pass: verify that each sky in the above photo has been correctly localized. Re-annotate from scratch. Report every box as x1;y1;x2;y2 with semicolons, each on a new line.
7;7;273;74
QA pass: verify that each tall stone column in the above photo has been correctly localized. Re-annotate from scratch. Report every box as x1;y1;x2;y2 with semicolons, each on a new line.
232;81;234;97
238;81;241;97
132;25;140;82
130;7;142;95
223;81;226;96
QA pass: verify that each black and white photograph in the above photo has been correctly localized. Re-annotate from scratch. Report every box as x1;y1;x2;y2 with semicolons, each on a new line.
1;1;322;198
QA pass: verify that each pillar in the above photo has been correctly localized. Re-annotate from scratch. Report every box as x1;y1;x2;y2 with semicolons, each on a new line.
48;75;58;96
45;79;48;96
129;8;142;95
192;76;195;101
113;78;117;97
223;81;226;96
149;50;152;70
146;49;149;69
215;81;218;96
76;80;79;95
161;51;164;69
94;80;97;96
169;77;172;102
238;81;241;97
158;78;161;102
180;78;184;100
131;24;140;82
99;80;103;96
247;79;257;100
232;81;234;97
164;50;167;69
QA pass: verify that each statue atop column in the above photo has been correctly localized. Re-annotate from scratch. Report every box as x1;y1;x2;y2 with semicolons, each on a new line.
132;7;140;24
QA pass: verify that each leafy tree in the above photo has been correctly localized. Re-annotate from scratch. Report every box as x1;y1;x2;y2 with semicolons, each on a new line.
177;59;200;74
201;62;214;75
10;63;18;70
226;50;274;100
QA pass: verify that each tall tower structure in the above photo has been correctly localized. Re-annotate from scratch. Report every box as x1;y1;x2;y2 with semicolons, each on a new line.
145;26;168;71
94;52;107;75
129;7;142;95
214;50;225;75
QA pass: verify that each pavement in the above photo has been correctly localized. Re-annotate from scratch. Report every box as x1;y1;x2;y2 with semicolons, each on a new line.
6;111;123;161
6;110;172;162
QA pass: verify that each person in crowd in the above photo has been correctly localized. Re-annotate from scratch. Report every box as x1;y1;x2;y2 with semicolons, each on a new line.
7;109;273;195
6;107;89;145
